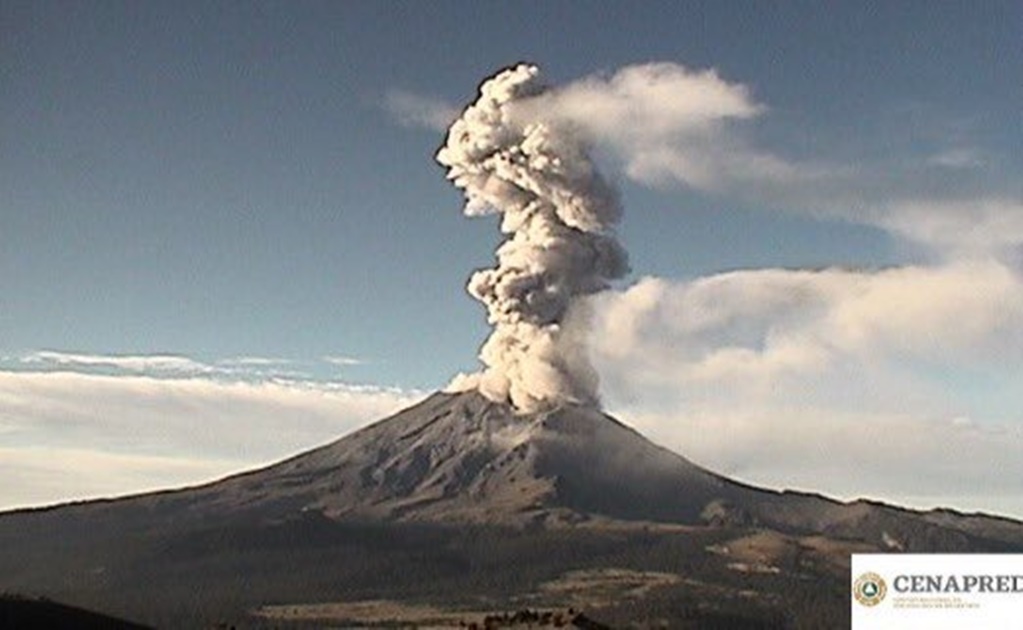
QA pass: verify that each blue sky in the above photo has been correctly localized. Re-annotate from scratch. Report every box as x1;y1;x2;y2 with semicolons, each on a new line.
2;1;1022;516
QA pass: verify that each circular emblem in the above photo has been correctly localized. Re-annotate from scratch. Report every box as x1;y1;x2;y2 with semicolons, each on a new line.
853;572;888;606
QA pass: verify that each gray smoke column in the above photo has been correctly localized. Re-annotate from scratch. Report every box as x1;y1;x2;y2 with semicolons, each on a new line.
437;64;629;412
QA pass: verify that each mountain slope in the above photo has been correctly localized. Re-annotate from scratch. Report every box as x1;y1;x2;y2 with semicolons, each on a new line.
0;595;152;630
183;390;737;526
138;390;1019;551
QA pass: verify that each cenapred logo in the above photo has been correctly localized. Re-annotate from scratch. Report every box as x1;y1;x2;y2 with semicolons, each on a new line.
853;572;888;607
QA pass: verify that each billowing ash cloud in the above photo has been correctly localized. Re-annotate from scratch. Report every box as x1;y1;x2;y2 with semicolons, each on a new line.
437;64;629;412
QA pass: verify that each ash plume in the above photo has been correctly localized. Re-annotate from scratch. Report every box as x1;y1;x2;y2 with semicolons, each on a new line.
437;64;629;412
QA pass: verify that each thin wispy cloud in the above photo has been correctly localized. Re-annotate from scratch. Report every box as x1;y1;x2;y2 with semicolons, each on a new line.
218;356;294;367
322;355;365;367
516;62;818;192
22;350;212;375
383;89;459;132
927;148;985;170
14;351;318;382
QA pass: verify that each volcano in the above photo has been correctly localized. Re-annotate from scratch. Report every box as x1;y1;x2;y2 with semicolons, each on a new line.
2;391;1022;628
109;390;1023;548
175;390;742;527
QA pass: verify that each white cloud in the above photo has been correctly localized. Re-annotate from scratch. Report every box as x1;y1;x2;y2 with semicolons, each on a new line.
530;62;763;137
0;447;241;510
876;198;1023;255
322;355;364;367
927;148;985;169
218;356;293;367
383;89;458;131
22;350;212;375
593;260;1023;382
15;350;318;381
515;62;814;191
589;261;1023;519
616;404;1023;518
0;369;422;510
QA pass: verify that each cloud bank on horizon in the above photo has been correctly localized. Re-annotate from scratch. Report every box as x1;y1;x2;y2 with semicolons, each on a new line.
0;353;421;510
